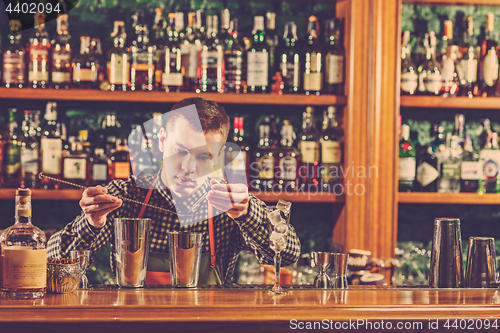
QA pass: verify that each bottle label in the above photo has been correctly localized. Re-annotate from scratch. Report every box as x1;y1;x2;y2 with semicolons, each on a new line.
442;162;460;178
133;51;154;65
3;53;25;84
321;140;341;164
423;72;442;94
162;72;183;86
7;143;20;175
93;164;108;182
108;55;130;84
461;161;480;180
326;54;344;84
401;72;418;93
28;43;49;82
278;156;297;180
483;48;499;87
41;138;62;175
303;73;323;91
3;248;47;290
247;51;269;87
63;158;87;180
201;51;223;67
459;58;477;83
114;162;130;179
224;53;243;88
483;159;499;180
399;157;416;181
52;49;72;83
21;148;39;175
187;44;202;78
300;141;319;163
51;72;71;83
73;68;97;82
280;59;300;88
416;161;439;186
258;155;274;179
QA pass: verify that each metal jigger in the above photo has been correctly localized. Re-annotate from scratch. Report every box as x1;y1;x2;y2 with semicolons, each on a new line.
312;252;332;289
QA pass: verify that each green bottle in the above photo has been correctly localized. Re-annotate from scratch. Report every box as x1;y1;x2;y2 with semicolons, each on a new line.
399;124;416;192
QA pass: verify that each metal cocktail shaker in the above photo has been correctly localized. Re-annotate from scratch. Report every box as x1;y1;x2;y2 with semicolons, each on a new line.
168;232;203;288
465;237;497;288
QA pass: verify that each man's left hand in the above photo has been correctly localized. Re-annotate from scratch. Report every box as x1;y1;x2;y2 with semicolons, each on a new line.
207;179;249;220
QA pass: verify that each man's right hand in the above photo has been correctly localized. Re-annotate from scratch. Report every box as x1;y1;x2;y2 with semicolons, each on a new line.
79;185;122;229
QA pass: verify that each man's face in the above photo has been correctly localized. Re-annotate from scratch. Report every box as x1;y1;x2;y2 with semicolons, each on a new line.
159;117;225;198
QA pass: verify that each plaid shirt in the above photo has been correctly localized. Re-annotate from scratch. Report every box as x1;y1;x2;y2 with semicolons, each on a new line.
47;172;301;284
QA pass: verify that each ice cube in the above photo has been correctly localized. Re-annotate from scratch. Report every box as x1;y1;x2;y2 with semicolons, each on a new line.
270;231;282;242
277;199;292;213
270;237;287;252
268;210;283;225
274;222;288;234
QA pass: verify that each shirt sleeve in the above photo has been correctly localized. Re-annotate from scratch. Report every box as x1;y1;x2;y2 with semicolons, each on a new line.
231;194;301;267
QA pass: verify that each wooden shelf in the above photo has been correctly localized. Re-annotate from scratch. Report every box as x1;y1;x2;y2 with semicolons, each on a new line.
0;88;346;106
400;96;500;110
403;0;500;5
0;189;344;203
398;192;500;205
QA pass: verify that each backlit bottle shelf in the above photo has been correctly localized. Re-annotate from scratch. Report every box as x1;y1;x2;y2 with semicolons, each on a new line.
398;192;500;205
401;96;500;110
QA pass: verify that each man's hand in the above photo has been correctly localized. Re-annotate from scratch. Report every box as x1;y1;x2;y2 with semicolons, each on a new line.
79;185;122;229
207;179;249;220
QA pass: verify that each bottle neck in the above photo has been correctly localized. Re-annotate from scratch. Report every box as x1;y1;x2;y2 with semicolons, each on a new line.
15;196;32;224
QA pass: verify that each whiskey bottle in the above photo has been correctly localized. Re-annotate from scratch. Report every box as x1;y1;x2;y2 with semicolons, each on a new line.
108;21;130;91
62;137;89;188
40;102;62;189
130;10;155;91
459;17;478;97
4;108;22;188
280;22;300;94
298;107;321;190
478;13;500;97
265;11;279;85
198;15;224;93
223;15;244;93
478;132;500;194
90;148;110;186
251;116;275;191
401;31;418;95
439;20;460;97
111;138;131;180
225;117;250;185
73;36;99;89
181;11;204;91
51;14;72;89
320;106;344;191
162;14;184;92
420;32;442;96
460;134;480;193
20;110;39;189
1;189;46;299
303;16;323;95
276;119;300;191
27;13;50;89
3;20;26;88
324;18;345;95
247;16;269;93
152;8;167;91
398;124;416;192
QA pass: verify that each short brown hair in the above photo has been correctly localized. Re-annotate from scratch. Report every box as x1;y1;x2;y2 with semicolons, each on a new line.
166;97;230;141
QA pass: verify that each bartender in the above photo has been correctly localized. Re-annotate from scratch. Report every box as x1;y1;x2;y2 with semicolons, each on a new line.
47;97;301;285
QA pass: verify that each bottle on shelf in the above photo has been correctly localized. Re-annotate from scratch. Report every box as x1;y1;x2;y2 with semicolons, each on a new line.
401;30;418;96
324;18;345;95
181;11;204;91
110;137;131;181
162;14;184;92
437;132;461;193
412;32;427;70
459;17;478;97
478;118;493;150
225;117;250;185
247;16;269;93
0;189;46;299
265;11;279;86
460;134;480;193
250;116;275;191
450;113;465;150
175;12;185;41
62;137;89;188
416;145;439;192
320;106;344;192
152;8;167;91
478;13;500;97
439;20;460;97
398;124;416;192
223;17;244;93
51;14;72;90
73;36;99;89
303;16;323;96
279;22;300;94
478;132;500;194
419;32;442;96
130;10;155;91
298;107;321;190
27;13;50;89
4;108;21;188
90;38;104;85
40;102;62;189
276;119;300;191
101;112;121;156
90;148;110;186
108;21;130;92
198;14;224;93
3;20;26;88
20;110;39;189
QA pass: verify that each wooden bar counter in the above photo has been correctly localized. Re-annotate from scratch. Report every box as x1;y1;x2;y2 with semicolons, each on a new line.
1;286;500;332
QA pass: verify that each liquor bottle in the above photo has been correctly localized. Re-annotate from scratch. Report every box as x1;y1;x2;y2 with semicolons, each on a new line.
412;33;427;69
247;16;269;93
439;20;460;97
451;113;465;150
108;21;130;92
130;10;155;91
79;130;92;156
416;145;439;192
91;38;104;85
102;112;120;155
298;107;321;190
3;20;26;88
269;114;280;148
398;124;416;192
460;134;480;193
4;108;22;188
303;16;323;95
110;138;131;180
324;18;345;95
419;32;442;96
73;36;99;89
251;116;275;191
478;132;500;194
225;117;250;185
198;15;224;93
459;17;479;97
175;12;185;40
276;119;299;191
280;22;300;94
152;8;166;91
90;148;110;186
320;106;344;191
478;13;500;97
0;189;46;299
51;14;72;89
62;138;89;188
223;16;244;93
478;118;493;150
162;14;184;92
27;13;50;89
20;110;39;189
401;30;418;95
181;11;204;91
40;102;62;189
437;132;461;193
265;11;279;85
